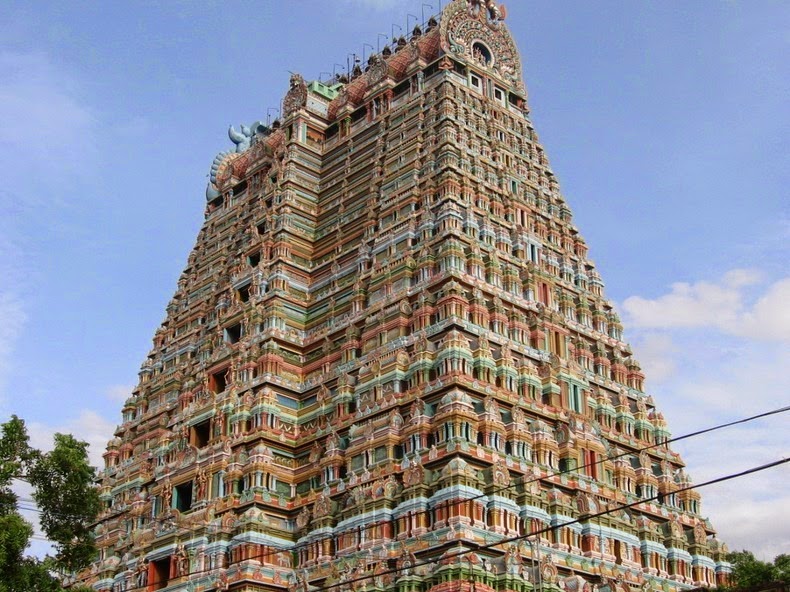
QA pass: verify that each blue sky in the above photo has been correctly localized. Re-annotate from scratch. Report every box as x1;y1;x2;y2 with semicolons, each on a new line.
2;0;788;560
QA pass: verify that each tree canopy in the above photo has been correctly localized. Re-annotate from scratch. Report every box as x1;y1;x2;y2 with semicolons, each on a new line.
727;550;789;589
0;415;99;592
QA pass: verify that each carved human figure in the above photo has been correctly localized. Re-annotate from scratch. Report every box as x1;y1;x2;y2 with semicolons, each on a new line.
309;441;322;463
501;545;518;575
403;455;424;488
327;431;340;452
214;411;225;437
195;467;208;501
174;544;189;577
136;559;148;587
384;475;401;497
296;506;311;530
410;398;425;420
161;481;172;512
314;492;332;518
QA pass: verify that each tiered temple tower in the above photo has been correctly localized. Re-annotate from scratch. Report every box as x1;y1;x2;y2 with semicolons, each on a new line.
79;2;731;592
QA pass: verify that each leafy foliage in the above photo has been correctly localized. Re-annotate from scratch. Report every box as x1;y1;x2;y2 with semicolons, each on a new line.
0;416;99;592
30;434;101;573
727;550;790;588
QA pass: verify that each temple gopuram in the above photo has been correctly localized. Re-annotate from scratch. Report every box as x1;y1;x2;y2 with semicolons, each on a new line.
77;2;731;591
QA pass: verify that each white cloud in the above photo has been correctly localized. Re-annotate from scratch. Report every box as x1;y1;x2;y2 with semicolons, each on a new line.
676;419;790;560
28;410;116;469
707;487;790;560
739;278;790;341
623;270;790;342
624;269;790;560
630;332;677;383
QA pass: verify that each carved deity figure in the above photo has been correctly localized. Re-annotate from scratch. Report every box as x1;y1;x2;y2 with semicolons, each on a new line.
309;441;322;463
470;0;505;21
403;455;425;488
296;506;311;530
493;458;510;486
314;492;332;518
135;559;148;587
161;481;173;512
504;544;521;574
640;451;651;469
384;475;401;498
397;545;417;575
174;544;189;577
327;431;340;452
195;466;208;501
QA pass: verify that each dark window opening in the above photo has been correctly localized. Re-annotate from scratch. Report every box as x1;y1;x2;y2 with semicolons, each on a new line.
225;323;242;344
351;106;366;124
210;369;227;394
392;79;410;99
423;63;439;79
174;481;193;513
208;195;223;211
248;251;261;267
151;558;170;590
191;420;211;448
238;285;250;303
233;180;247;195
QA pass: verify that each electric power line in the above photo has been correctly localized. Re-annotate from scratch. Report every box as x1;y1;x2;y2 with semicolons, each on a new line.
69;405;790;592
104;454;790;592
17;404;789;526
313;456;790;592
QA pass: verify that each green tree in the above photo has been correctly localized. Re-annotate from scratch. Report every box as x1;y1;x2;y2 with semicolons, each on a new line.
727;550;789;588
775;555;790;583
0;415;99;592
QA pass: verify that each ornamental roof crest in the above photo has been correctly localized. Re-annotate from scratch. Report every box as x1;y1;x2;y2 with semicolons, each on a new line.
440;0;524;93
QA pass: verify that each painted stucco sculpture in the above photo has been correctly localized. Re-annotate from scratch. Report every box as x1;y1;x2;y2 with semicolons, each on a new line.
77;2;730;592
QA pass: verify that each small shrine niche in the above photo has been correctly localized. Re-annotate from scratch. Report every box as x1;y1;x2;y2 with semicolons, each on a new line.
472;42;493;66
